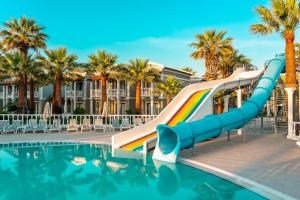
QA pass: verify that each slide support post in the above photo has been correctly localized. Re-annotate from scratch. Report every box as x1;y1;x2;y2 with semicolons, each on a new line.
285;87;296;139
237;88;243;135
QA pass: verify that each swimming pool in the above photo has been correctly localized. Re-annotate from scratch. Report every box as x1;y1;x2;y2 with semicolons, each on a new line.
0;143;266;200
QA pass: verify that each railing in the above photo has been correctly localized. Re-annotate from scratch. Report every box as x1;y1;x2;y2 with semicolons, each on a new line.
91;89;102;97
0;92;3;98
0;114;157;128
65;90;84;98
142;88;152;96
107;89;127;97
26;91;39;98
6;92;18;98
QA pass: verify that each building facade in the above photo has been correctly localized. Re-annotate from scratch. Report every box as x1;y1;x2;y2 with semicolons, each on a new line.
0;62;199;115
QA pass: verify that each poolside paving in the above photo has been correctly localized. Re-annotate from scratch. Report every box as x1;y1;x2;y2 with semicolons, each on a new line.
0;131;113;144
180;129;300;199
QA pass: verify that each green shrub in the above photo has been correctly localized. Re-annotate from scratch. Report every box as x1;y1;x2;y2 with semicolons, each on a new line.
73;107;86;114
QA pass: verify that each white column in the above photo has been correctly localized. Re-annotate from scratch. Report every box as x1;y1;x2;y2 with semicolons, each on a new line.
83;79;87;106
150;83;154;115
285;87;296;139
73;82;77;110
117;80;120;115
90;81;93;114
3;85;6;109
223;95;230;112
64;85;67;113
12;85;15;100
237;88;243;135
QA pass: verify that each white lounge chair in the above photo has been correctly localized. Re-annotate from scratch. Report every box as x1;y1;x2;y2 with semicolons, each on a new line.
23;119;38;133
36;120;49;133
81;118;92;133
93;118;110;132
49;119;61;133
121;119;131;130
67;119;78;133
0;120;9;134
133;118;142;128
3;120;22;134
111;118;121;132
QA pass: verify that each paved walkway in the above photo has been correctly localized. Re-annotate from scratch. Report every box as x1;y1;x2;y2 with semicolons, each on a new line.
0;131;113;144
180;131;300;199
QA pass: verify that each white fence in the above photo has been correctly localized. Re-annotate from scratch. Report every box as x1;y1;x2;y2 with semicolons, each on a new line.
0;114;157;127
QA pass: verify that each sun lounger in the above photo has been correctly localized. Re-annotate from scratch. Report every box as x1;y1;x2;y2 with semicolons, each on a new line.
35;120;49;133
23;119;38;133
111;118;121;131
133;118;142;128
2;120;22;134
93;118;110;132
67;119;78;133
49;119;61;133
121;118;131;130
81;118;92;132
0;120;9;133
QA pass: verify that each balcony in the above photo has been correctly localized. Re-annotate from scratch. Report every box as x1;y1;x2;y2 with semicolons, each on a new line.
6;92;18;98
107;89;127;97
26;91;39;98
65;90;84;98
142;88;152;96
91;89;102;98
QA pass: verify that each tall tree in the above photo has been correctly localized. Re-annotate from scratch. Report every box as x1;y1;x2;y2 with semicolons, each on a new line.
155;76;182;105
181;67;197;76
27;55;47;113
0;16;47;113
191;30;233;80
87;50;120;111
38;48;78;114
122;59;159;114
0;52;27;110
250;0;300;88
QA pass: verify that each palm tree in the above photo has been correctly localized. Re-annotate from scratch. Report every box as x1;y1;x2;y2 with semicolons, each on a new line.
155;76;182;105
0;16;47;113
27;55;47;113
38;47;78;114
87;50;120;111
191;30;233;81
181;67;197;76
0;52;27;110
122;59;159;114
250;0;300;88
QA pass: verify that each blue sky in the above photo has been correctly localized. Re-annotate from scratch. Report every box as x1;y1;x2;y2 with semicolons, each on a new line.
0;0;290;75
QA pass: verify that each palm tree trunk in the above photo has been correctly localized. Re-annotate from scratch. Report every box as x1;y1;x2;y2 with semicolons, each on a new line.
17;75;26;113
217;98;223;114
29;79;35;114
100;77;107;112
53;74;63;114
135;81;141;114
284;31;296;88
166;96;171;105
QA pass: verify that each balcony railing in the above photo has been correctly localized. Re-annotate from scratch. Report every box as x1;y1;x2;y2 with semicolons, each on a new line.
6;92;18;98
142;88;152;96
26;91;39;98
91;89;102;97
0;92;3;98
65;90;84;98
107;89;126;97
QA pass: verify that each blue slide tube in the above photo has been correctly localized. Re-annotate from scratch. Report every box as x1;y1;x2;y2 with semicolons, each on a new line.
152;54;285;163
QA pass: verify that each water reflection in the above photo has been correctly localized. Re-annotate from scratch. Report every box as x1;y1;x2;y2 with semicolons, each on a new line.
0;144;265;200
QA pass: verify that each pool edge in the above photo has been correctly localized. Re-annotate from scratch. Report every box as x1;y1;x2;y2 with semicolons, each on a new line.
178;157;296;200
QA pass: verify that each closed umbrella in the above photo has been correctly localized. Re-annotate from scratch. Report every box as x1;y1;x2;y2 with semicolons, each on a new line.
43;102;51;120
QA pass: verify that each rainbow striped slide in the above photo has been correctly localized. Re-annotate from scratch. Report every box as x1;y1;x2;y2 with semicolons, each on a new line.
120;89;211;151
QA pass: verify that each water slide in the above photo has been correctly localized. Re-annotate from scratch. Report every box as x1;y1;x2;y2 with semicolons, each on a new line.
152;54;285;163
112;67;263;155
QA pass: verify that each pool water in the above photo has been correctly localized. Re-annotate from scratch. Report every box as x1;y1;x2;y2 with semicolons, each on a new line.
0;144;266;200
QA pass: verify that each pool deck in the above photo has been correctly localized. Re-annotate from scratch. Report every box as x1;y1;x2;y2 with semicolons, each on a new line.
0;131;114;145
180;130;300;199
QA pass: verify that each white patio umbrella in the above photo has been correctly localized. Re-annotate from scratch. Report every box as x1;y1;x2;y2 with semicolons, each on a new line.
43;102;51;120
